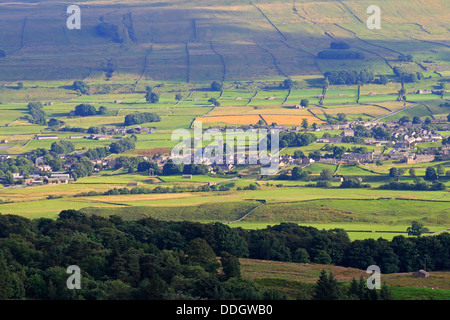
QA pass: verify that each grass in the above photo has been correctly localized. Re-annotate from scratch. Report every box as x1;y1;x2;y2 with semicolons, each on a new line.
239;258;450;300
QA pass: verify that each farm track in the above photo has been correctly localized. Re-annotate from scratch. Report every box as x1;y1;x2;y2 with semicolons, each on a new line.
224;203;264;224
372;103;420;121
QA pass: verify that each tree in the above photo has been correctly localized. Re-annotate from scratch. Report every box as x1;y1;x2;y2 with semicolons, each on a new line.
425;167;437;181
313;270;341;300
162;160;183;175
220;253;241;280
389;167;398;180
0;50;6;58
146;92;159;103
319;168;333;181
300;99;309;108
293;150;305;159
436;165;445;177
378;75;388;85
175;93;183;101
301;118;308;129
17;82;23;90
283;78;294;90
208;98;220;107
409;168;416;177
186;238;219;273
407;221;429;237
98;106;108;115
27;102;46;125
291;167;303;180
72;81;89;94
0;252;14;299
211;81;223;91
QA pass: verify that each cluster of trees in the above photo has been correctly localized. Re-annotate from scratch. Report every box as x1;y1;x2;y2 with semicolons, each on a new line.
109;137;136;154
313;270;392;300
324;70;374;85
47;118;65;128
329;41;351;50
318;50;365;60
50;140;75;154
210;81;223;91
95;22;122;43
389;166;446;181
1;212;449;300
124;112;160;126
339;179;371;189
145;88;159;104
73;104;107;117
277;132;316;148
72;81;89;95
323;112;347;125
393;67;424;83
0;212;284;300
27;102;46;125
0;157;35;184
380;179;446;191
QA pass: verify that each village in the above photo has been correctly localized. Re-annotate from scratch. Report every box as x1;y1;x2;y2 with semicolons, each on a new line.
1;113;449;187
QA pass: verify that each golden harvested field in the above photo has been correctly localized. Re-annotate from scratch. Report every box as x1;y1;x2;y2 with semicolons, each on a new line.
195;115;263;125
261;114;324;126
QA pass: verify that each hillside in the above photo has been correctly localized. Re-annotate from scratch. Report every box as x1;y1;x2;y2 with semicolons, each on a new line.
240;258;450;300
0;0;449;81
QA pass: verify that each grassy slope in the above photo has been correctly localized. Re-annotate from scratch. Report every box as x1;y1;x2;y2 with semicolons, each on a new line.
239;258;450;300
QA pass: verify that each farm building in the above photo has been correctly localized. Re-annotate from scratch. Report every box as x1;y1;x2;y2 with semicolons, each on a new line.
127;182;139;187
412;270;429;278
35;135;58;140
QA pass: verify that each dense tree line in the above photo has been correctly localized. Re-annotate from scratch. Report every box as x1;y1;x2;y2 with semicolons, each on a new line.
318;50;365;60
0;212;448;300
124;113;161;126
379;179;446;191
0;212;283;300
324;70;374;85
